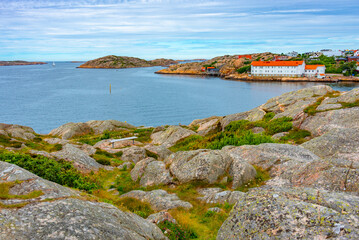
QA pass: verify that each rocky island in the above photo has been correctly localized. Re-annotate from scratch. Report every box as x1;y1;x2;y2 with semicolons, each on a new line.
0;85;359;239
0;61;47;66
78;55;178;69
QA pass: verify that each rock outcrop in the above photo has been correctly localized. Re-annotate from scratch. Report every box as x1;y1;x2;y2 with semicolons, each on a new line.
139;161;173;187
78;55;178;69
151;126;197;148
51;144;103;172
49;120;135;139
121;189;192;211
217;186;359;239
189;116;222;136
197;188;245;204
220;107;266;129
144;144;173;160
0;123;36;140
121;146;147;163
0;61;47;66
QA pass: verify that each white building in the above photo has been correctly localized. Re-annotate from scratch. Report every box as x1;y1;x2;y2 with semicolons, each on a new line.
305;65;326;79
354;50;359;57
251;61;326;78
287;51;299;57
320;49;342;57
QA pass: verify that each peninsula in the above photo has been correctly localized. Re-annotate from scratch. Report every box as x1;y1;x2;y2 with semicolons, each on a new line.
0;60;47;66
1;85;359;239
78;55;178;69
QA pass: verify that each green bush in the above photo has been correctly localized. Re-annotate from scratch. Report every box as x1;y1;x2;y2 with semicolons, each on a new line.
50;144;63;152
236;65;251;74
0;151;98;192
118;197;153;218
265;117;292;135
95;157;111;166
158;220;198;240
145;149;158;159
280;129;311;144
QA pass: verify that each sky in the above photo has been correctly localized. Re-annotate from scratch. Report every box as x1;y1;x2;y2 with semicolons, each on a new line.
0;0;358;61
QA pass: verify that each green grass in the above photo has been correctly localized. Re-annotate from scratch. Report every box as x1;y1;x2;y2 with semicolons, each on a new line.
145;149;159;159
340;100;359;108
92;149;123;166
0;181;43;200
0;135;22;148
158;220;198;240
170;113;292;152
279;128;311;144
304;91;341;116
117;197;154;218
0;151;99;192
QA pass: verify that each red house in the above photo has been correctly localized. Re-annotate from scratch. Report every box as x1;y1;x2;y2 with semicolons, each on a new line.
238;55;252;59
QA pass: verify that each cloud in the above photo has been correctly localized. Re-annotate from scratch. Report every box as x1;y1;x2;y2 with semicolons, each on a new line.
0;0;358;60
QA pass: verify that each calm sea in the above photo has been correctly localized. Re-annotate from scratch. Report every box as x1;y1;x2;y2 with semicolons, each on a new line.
1;62;358;134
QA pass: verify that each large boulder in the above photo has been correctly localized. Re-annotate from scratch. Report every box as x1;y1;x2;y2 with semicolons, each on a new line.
0;198;166;240
121;189;192;211
189;116;222;136
300;107;359;137
168;149;232;184
121;146;147;163
337;88;359;103
225;144;319;181
86;120;135;134
0;161;79;206
217;186;359;239
220;107;265;129
0;123;36;140
301;128;359;161
94;139;142;150
49;122;92;139
51;144;102;173
150;126;197;148
131;157;156;181
144;144;173;160
140;161;173;187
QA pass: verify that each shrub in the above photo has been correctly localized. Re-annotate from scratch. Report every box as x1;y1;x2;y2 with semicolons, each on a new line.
158;220;198;240
95;157;111;166
265;117;292;135
0;151;99;192
236;65;251;74
50;144;63;152
145;149;158;159
280;128;311;144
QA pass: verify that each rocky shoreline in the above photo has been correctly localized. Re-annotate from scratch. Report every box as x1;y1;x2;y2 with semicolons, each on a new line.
1;85;359;239
0;61;47;66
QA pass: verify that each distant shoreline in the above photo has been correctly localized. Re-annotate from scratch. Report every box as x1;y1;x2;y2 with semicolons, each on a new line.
0;61;47;66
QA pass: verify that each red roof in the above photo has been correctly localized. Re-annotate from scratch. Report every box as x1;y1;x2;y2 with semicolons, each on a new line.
251;61;304;67
305;65;325;70
238;55;252;59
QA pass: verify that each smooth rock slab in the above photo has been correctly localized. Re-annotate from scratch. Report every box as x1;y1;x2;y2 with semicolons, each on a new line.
121;146;147;163
121;189;192;211
140;161;173;187
197;188;245;205
150;126;197;148
51;144;102;173
217;185;359;240
144;144;173;160
0;198;166;240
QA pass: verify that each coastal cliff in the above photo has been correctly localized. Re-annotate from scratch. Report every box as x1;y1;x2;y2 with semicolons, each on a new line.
1;85;359;239
78;55;178;69
0;61;47;66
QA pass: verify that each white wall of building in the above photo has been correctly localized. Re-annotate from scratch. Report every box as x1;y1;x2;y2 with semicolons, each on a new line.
304;66;325;76
251;63;305;77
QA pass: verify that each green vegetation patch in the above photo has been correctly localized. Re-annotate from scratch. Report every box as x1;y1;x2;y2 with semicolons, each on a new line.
0;181;43;200
158;220;198;240
304;91;341;116
236;65;251;74
145;149;158;159
0;151;99;192
279;128;311;144
117;197;154;218
92;149;123;166
0;135;22;148
170;113;292;151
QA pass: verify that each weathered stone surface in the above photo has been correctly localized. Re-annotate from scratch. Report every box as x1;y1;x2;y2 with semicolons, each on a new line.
226;144;319;181
94;139;142;151
271;132;289;140
118;161;133;170
229;160;257;189
43;137;69;145
147;211;177;224
121;189;192;211
144;144;173;160
140;161;173;187
316;103;342;111
77;143;96;156
217;186;359;240
251;127;265;134
300;107;359;136
261;85;333;113
337;88;359;103
121;146;147;163
51;144;102;172
0;161;79;206
189;116;222;136
49;122;92;139
302;128;359;161
168;149;232;184
86;120;135;134
197;188;245;204
29;149;52;158
151;126;197;148
221;107;265;129
0;123;36;140
0;198;167;240
131;157;156;181
208;207;222;213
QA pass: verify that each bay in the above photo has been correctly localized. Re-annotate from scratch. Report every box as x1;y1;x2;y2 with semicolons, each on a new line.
0;62;358;133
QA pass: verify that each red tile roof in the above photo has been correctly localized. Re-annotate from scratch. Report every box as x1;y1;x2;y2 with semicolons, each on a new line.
305;65;325;70
251;61;304;67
